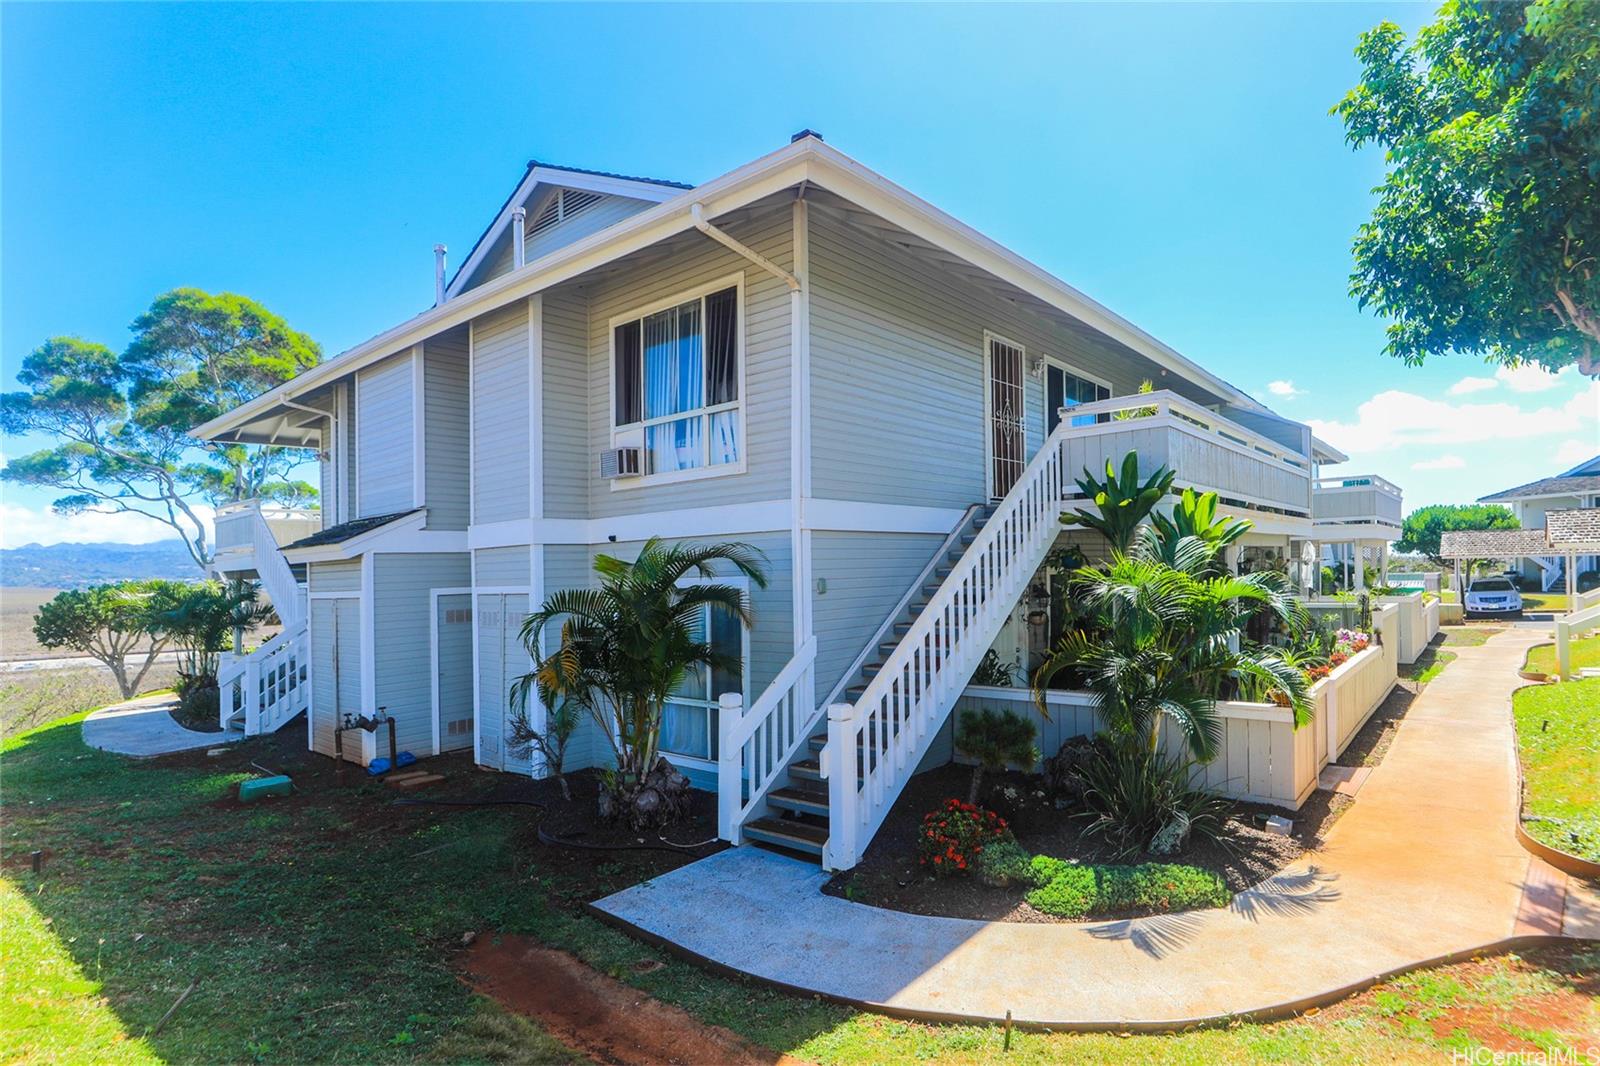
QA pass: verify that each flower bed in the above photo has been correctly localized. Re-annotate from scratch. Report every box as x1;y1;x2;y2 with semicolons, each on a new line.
1025;857;1231;919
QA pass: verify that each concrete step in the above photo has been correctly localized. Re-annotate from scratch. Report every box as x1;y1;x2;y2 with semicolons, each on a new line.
744;817;827;857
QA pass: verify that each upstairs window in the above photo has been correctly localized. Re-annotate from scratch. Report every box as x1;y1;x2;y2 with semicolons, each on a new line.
1046;363;1111;434
613;282;741;477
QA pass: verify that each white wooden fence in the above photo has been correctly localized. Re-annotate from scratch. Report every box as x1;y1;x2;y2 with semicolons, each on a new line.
1555;601;1600;681
951;603;1399;811
1376;591;1436;665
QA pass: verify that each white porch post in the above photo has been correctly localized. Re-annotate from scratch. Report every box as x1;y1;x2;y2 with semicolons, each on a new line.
1379;542;1390;586
1568;553;1578;606
1353;542;1366;594
1454;559;1464;602
717;692;744;843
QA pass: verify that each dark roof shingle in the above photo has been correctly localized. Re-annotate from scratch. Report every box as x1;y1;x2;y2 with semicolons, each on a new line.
1479;474;1600;502
282;509;420;551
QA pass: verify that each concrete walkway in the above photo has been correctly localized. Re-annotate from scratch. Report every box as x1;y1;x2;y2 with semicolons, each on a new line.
82;694;236;757
595;627;1591;1028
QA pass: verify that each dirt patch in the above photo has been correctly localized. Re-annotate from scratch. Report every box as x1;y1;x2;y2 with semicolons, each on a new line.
459;936;810;1066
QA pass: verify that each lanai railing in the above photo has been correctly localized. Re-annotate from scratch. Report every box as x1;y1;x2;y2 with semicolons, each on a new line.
218;621;309;735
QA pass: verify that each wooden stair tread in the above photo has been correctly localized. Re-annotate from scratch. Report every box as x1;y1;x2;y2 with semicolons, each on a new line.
744;817;828;846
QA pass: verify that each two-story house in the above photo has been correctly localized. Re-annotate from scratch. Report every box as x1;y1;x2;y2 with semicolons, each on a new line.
195;134;1403;870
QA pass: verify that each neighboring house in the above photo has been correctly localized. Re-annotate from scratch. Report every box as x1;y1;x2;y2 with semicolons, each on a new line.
1309;436;1404;591
195;134;1393;869
1479;454;1600;590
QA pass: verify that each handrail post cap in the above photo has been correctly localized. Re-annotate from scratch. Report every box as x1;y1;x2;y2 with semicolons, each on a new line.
827;702;853;721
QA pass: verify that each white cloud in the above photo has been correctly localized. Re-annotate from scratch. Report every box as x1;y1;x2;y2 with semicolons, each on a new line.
1411;455;1466;470
1495;363;1573;393
1447;376;1498;396
1553;438;1599;468
0;502;212;550
1308;379;1600;457
1266;380;1304;399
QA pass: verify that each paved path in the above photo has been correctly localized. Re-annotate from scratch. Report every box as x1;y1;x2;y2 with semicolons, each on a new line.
82;694;236;757
596;627;1591;1028
1;651;179;674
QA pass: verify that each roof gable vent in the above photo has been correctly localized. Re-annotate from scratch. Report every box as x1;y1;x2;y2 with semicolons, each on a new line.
528;189;605;238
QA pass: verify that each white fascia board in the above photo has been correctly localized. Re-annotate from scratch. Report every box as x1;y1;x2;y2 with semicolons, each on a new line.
192;142;816;443
445;167;684;301
1311;435;1350;465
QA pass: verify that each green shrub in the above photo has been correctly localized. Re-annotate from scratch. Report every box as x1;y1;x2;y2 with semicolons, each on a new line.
973;838;1033;887
1076;745;1233;858
954;708;1039;804
1025;857;1231;919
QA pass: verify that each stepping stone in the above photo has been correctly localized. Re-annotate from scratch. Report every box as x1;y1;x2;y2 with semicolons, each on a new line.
1316;764;1371;797
390;774;445;789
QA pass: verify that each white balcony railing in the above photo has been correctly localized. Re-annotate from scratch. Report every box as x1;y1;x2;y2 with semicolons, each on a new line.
1054;391;1314;520
1312;474;1404;535
212;499;320;626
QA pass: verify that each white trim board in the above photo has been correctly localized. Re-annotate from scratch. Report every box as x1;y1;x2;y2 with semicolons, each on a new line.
465;499;968;549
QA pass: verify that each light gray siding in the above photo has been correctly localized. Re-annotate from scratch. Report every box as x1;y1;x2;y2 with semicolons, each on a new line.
474;545;530;588
471;302;531;524
356;352;416;517
808;203;1154;509
309;595;360;759
810;531;944;702
423;331;471;529
308;559;361;594
372;553;472;758
544;544;609;771
471;192;659;291
542;285;589;520
583;203;793;517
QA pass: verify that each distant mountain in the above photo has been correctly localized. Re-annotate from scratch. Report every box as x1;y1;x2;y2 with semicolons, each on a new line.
1;541;204;589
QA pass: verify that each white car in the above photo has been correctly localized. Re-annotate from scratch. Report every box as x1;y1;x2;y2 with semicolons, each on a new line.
1464;577;1523;617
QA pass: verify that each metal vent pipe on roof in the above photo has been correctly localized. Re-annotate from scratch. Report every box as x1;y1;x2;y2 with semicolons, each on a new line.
511;206;527;269
433;244;448;305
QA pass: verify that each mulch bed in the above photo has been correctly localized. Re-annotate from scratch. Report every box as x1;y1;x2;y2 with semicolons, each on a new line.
824;679;1426;924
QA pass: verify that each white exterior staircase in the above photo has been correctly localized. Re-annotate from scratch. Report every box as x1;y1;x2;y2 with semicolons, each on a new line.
219;622;310;735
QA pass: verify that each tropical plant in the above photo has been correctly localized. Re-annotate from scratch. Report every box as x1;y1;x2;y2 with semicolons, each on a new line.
1072;745;1236;858
1111;378;1158;420
1334;0;1600;376
954;708;1040;804
1031;529;1312;764
150;580;274;683
32;581;174;698
511;538;767;828
1060;452;1176;553
916;798;1012;877
1148;487;1251;571
507;696;580;802
970;649;1015;688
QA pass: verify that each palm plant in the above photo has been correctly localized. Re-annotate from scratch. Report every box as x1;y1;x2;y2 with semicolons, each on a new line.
1030;529;1311;763
150;580;273;681
512;538;767;826
1148;487;1251;572
1060;452;1176;553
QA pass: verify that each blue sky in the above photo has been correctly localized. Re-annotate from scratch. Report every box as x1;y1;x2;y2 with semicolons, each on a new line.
2;2;1595;548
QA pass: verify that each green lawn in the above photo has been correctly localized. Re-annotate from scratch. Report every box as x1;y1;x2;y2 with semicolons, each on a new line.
1513;679;1600;863
6;705;1599;1064
1400;646;1456;686
1524;634;1600;677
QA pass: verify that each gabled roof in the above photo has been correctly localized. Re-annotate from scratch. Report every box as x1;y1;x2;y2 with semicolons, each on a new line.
1559;454;1600;477
1546;507;1600;549
194;137;1291;445
445;160;691;299
1478;474;1600;502
1438;527;1551;560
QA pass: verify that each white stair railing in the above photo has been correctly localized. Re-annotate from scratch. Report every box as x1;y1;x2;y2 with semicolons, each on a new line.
215;500;311;627
218;621;310;735
716;636;817;843
821;420;1074;870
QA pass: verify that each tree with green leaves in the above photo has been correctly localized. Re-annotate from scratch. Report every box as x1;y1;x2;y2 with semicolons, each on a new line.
1;290;322;570
149;580;274;683
512;538;767;828
1334;0;1600;375
955;708;1039;804
1396;503;1519;565
1148;487;1252;572
33;581;174;698
1060;453;1176;553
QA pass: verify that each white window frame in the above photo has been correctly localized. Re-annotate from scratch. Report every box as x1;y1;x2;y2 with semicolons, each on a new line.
607;272;748;490
657;574;751;769
1043;356;1114;435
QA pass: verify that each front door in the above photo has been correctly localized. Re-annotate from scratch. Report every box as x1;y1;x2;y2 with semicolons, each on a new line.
986;335;1025;499
435;593;473;752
